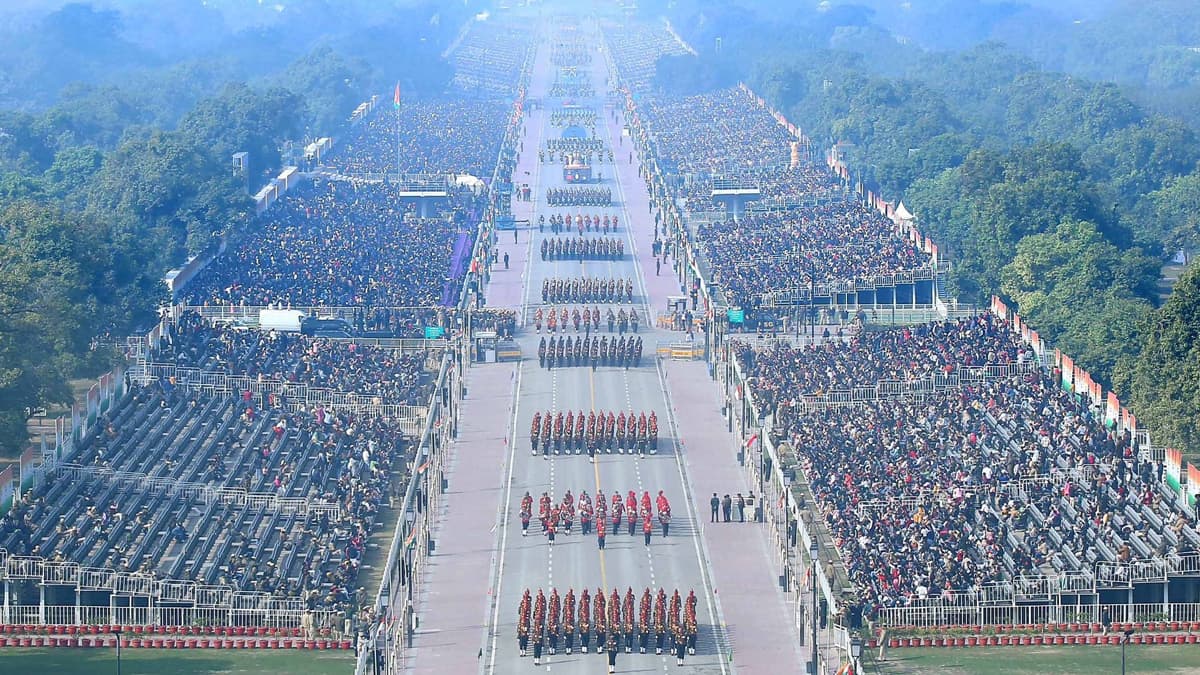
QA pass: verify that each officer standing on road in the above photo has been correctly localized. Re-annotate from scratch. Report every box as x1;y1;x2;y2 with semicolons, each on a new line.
710;493;719;522
606;632;619;673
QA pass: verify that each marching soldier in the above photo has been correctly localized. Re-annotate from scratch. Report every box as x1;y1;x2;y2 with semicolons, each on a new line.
643;514;653;546
626;491;639;536
530;412;541;455
673;623;687;666
518;589;531;656
538;337;546;369
608;589;621;658
548;588;561;655
639;588;652;654
654;588;668;655
597;515;606;549
685;590;698;655
579;589;592;654
533;590;546;665
606;632;619;674
520;491;532;536
563;588;576;655
574;410;585;454
623;588;636;654
594;589;607;656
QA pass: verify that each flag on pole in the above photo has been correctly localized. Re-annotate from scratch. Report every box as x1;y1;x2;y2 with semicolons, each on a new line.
393;82;402;109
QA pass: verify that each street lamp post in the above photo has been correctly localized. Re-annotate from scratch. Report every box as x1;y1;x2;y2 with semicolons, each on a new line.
850;634;862;675
113;628;123;675
810;542;819;675
1121;629;1134;675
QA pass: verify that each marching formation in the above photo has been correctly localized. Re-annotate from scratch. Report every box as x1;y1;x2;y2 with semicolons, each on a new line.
518;489;673;544
532;306;640;333
539;212;620;234
546;186;612;206
529;409;659;458
541;236;624;261
541;277;634;304
517;587;698;668
537;334;644;370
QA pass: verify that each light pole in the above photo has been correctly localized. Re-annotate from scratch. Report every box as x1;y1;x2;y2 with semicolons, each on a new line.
1121;629;1134;675
112;624;123;672
810;541;819;675
850;634;862;675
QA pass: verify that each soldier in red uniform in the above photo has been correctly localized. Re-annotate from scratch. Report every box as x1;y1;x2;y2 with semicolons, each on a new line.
548;588;561;655
579;589;592;654
596;515;606;550
563;589;576;655
626;491;638;536
517;589;531;656
520;491;532;536
622;588;636;653
594;588;607;655
654;588;668;654
639;588;652;653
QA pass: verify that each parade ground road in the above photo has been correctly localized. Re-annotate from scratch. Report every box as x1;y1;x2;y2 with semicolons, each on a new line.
406;16;801;675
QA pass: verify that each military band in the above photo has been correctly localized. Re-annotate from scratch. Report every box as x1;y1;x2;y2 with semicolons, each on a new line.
529;409;659;458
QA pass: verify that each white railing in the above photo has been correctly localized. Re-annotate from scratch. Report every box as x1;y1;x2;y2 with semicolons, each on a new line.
879;602;1200;629
0;604;334;631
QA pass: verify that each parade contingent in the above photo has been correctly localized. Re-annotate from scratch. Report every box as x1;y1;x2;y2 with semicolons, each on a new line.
537;333;643;370
517;587;698;668
541;235;624;261
542;276;634;304
549;108;599;129
518;489;674;543
532;306;640;333
547;186;612;206
538;212;620;235
529;409;659;458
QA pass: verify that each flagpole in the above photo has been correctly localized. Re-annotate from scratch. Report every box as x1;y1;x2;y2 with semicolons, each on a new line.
395;85;402;185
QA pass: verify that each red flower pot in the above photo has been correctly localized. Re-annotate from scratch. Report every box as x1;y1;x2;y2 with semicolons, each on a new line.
966;637;978;647
1031;636;1043;646
1186;635;1197;644
889;638;900;648
1052;636;1063;645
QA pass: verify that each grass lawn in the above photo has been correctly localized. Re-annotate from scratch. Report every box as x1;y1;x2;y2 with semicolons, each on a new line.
0;648;354;674
872;645;1200;674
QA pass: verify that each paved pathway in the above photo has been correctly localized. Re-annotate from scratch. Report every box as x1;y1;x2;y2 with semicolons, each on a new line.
663;359;807;674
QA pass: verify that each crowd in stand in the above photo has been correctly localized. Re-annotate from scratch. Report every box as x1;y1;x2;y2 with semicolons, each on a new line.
734;318;1200;615
601;22;691;92
155;312;434;405
697;204;932;308
639;88;793;175
337;100;509;177
450;19;533;96
185;180;469;309
0;381;414;618
733;315;1028;402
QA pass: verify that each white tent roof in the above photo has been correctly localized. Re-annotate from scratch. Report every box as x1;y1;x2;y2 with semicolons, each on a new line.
455;174;485;189
895;201;914;221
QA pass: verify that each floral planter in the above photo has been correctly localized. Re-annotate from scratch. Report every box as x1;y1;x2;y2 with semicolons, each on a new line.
984;636;996;646
889;638;901;648
966;637;978;647
1031;636;1043;646
1186;635;1197;644
1052;636;1064;645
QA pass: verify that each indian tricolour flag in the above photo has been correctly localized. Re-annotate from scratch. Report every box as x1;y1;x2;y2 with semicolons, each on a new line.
1189;463;1200;508
1165;447;1183;493
393;82;402;109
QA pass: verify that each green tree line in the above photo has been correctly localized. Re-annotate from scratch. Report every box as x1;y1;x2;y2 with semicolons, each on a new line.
0;1;466;456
